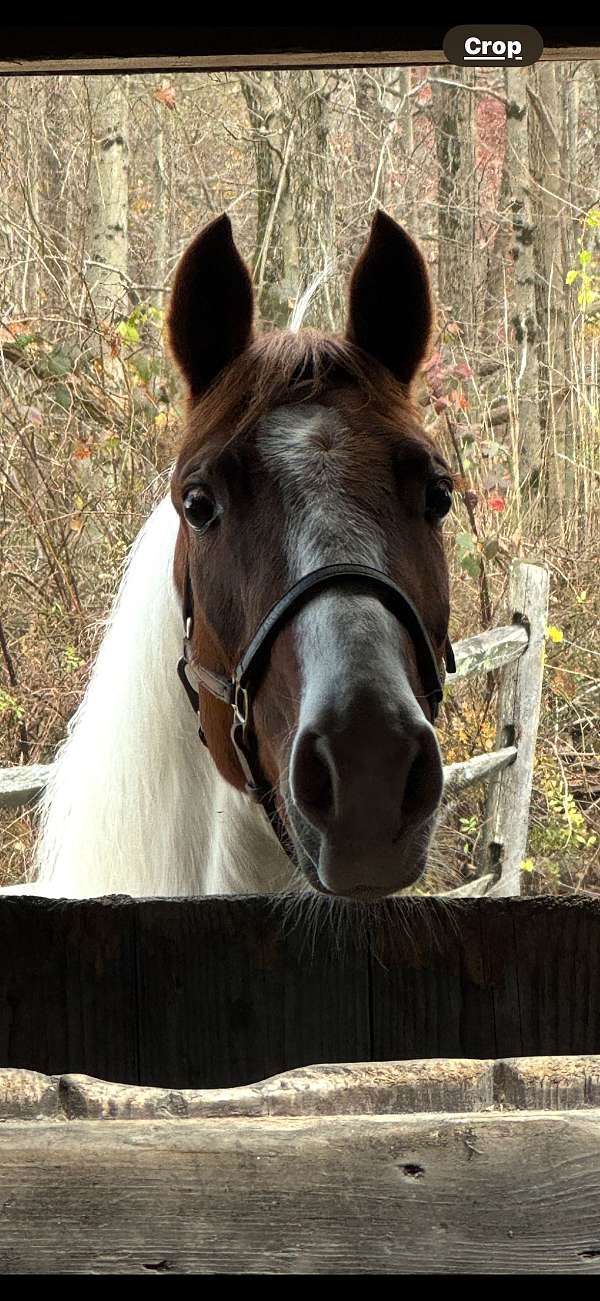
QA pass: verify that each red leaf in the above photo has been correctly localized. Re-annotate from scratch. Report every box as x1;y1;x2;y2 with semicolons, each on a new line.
488;493;505;512
153;80;176;109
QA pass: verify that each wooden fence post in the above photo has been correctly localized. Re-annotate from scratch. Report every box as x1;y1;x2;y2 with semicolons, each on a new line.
478;559;549;896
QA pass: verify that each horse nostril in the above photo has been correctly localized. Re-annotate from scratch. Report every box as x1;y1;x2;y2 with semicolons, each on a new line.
291;730;335;830
401;726;443;826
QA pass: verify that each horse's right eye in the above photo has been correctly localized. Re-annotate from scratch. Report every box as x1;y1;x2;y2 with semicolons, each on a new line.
183;487;221;533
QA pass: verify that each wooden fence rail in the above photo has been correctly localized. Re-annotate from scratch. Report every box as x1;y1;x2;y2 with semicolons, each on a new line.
0;559;549;897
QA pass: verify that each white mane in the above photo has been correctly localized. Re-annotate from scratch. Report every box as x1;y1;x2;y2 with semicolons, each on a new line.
23;494;293;899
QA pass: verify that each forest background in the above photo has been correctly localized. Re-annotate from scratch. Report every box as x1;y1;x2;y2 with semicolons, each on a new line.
1;63;599;893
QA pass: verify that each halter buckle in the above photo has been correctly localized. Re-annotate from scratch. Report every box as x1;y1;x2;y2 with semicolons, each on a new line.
233;682;250;734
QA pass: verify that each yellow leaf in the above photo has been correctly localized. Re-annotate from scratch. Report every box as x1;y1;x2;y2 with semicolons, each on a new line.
154;411;168;430
545;625;564;644
521;858;535;873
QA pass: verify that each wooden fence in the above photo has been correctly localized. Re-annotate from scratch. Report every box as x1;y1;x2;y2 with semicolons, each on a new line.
0;557;549;897
1;1052;600;1274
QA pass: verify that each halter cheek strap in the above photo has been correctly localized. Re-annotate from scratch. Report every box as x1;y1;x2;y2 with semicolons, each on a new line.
177;562;454;850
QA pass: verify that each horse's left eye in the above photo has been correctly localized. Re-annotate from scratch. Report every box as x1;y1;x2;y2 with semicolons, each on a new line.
425;479;453;521
183;487;220;533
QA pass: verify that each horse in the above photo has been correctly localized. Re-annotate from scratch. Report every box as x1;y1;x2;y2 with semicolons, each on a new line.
9;209;456;901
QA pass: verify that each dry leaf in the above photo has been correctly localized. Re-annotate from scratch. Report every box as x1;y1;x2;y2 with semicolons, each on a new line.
153;80;176;110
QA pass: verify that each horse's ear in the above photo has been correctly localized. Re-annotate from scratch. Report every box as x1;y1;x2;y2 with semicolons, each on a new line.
168;213;254;396
346;209;433;387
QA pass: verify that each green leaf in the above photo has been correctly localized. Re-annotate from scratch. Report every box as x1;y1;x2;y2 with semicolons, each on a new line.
53;384;71;410
456;531;476;554
116;320;140;345
460;553;481;579
578;249;592;265
565;269;578;285
46;348;73;377
132;352;153;382
0;688;24;719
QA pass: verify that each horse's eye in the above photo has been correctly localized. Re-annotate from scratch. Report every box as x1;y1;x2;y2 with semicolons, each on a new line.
425;478;453;521
183;486;220;533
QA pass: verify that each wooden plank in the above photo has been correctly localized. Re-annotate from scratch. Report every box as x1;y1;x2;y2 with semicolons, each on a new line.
1;897;600;1084
448;622;528;681
370;896;600;1062
0;1068;60;1119
0;1112;599;1273
369;899;497;1061
496;1056;600;1109
0;744;518;812
6;1055;600;1120
0;762;51;809
0;623;529;815
0;895;139;1083
4;1054;600;1120
55;1058;495;1119
479;561;549;895
134;897;371;1089
1;27;599;75
443;745;517;795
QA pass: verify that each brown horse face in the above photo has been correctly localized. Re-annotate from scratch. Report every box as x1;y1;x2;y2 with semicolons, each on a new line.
169;211;453;899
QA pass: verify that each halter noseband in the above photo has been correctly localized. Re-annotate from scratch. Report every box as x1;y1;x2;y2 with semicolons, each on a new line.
177;562;455;854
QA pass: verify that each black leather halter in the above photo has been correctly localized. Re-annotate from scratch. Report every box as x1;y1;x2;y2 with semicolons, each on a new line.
177;561;455;855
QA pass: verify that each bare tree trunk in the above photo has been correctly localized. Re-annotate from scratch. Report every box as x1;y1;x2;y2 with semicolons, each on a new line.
240;72;297;328
352;67;417;234
82;75;130;530
432;69;476;348
241;70;343;330
85;76;130;325
395;68;418;237
593;63;600;183
41;76;70;319
281;70;344;329
527;62;568;529
482;138;512;346
151;78;171;312
505;67;542;498
19;79;41;317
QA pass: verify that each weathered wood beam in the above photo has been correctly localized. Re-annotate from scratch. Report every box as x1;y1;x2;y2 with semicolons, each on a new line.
0;624;529;812
0;895;599;1083
479;560;549;896
442;745;517;796
3;1055;600;1121
0;743;519;812
0;763;52;809
1;27;599;75
0;1104;599;1273
448;622;529;682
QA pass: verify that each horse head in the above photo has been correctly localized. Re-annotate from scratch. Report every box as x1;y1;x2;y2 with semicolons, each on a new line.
169;210;453;900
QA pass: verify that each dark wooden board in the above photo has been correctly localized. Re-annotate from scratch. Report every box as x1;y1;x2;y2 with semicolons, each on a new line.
1;1111;599;1273
1;26;600;75
1;896;600;1088
0;895;139;1082
133;897;371;1087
